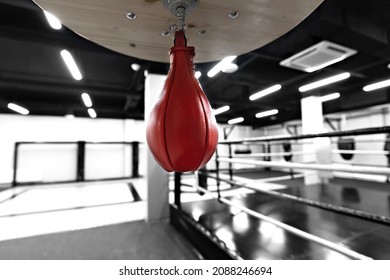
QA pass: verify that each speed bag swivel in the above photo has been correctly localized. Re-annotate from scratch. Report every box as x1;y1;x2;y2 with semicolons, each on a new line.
146;30;218;172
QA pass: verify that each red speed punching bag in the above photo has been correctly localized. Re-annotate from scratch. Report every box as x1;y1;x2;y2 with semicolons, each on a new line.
146;30;218;172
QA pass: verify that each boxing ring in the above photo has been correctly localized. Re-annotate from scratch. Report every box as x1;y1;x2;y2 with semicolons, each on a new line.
170;126;390;260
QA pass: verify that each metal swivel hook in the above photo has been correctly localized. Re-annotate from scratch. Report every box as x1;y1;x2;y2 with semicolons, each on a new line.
176;6;186;30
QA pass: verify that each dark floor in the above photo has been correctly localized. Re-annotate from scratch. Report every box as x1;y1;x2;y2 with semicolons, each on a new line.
181;172;390;260
0;221;201;260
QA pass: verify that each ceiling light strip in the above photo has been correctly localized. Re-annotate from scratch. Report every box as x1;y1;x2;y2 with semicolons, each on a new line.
195;71;202;79
44;11;62;30
213;105;230;116
207;56;237;78
88;108;97;119
8;103;29;115
255;109;278;119
363;79;390;92
81;93;92;107
228;117;244;125
299;72;350;92
60;50;82;80
319;92;340;102
249;84;282;101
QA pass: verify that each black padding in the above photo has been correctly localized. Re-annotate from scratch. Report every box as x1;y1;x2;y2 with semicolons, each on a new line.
342;187;360;203
234;149;251;154
198;169;207;196
282;142;292;162
384;135;390;161
337;138;355;160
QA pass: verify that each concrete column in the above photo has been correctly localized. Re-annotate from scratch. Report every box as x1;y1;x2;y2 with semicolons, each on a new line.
144;74;170;223
301;96;332;185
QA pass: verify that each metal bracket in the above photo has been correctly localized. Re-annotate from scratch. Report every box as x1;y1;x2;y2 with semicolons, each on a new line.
162;0;198;30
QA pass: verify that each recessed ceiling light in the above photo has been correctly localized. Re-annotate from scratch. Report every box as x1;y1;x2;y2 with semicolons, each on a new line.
213;105;230;116
88;108;97;119
7;103;29;115
43;11;62;30
131;63;141;71
207;56;237;78
363;79;390;92
60;50;82;80
81;93;92;107
228;117;244;125
255;109;279;119
249;84;282;101
299;72;350;92
319;92;340;102
195;71;202;79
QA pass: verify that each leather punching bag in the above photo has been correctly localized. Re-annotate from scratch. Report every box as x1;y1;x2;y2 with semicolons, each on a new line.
146;30;218;172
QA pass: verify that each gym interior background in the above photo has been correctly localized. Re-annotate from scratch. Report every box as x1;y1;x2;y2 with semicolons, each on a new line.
1;0;390;260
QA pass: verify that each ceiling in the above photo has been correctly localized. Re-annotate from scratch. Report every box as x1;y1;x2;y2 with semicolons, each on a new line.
33;0;322;63
1;0;390;127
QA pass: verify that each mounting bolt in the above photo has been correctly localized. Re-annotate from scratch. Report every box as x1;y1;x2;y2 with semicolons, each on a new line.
228;11;239;19
126;12;137;20
198;30;207;35
162;30;170;36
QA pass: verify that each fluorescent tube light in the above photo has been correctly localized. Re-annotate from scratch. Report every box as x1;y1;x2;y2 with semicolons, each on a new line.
81;93;92;107
44;11;62;30
299;72;350;92
221;63;238;74
319;92;340;102
131;63;141;71
255;109;278;119
60;50;82;80
228;117;244;125
195;71;202;79
207;56;237;78
249;84;282;101
363;79;390;92
8;103;29;115
88;108;97;119
213;105;230;116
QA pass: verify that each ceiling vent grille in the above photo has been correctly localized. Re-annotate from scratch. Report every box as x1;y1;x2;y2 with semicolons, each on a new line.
280;41;357;73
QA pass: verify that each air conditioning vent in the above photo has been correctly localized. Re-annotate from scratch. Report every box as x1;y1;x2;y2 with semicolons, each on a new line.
280;41;357;73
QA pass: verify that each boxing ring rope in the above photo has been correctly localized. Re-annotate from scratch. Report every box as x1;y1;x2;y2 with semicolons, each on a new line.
229;151;312;157
217;150;389;160
200;172;390;225
219;126;390;145
332;149;390;155
172;126;390;259
217;157;390;175
190;180;372;260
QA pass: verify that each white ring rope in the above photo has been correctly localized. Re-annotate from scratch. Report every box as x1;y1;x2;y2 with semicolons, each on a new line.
217;157;390;175
333;149;390;155
232;151;313;157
